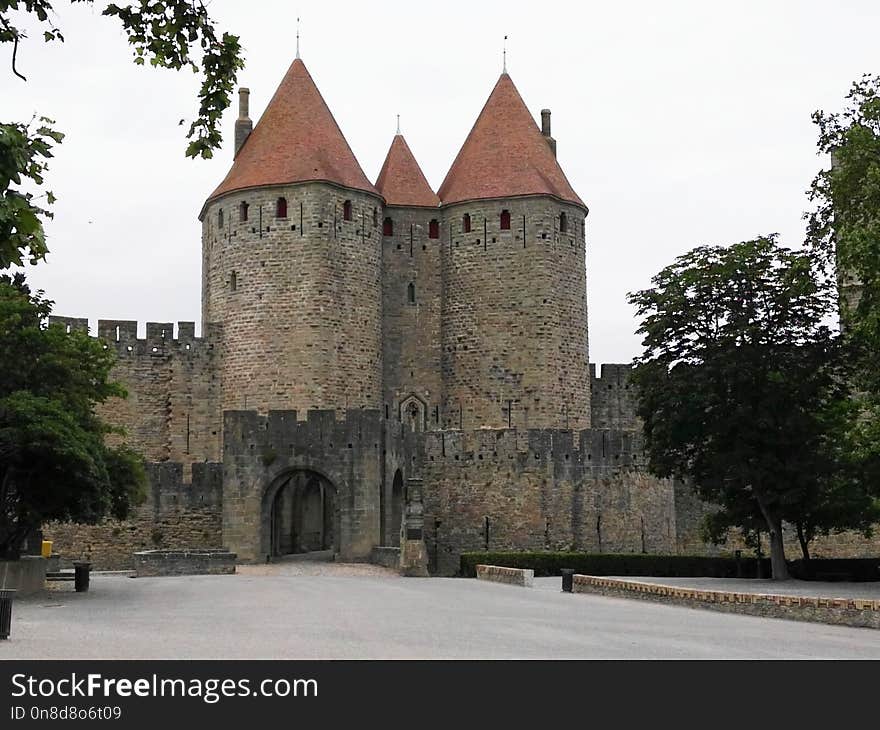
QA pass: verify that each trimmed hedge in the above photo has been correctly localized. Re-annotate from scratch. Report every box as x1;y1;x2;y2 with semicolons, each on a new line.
460;552;880;581
460;552;769;579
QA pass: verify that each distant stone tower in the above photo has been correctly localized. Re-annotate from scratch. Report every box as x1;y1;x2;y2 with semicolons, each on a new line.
200;58;384;414
436;72;590;430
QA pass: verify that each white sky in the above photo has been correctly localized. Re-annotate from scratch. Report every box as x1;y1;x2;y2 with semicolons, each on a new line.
4;0;878;364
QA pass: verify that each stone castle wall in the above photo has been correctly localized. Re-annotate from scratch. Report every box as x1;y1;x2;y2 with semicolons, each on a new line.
221;409;385;563
590;363;640;430
201;182;384;415
398;427;676;575
381;205;444;430
219;408;676;575
47;317;222;469
43;462;223;571
440;198;590;431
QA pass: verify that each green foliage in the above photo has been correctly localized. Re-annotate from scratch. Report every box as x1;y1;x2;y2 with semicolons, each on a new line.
101;1;244;159
459;552;880;582
0;274;146;557
807;73;880;491
0;118;62;268
459;552;769;579
0;1;244;270
1;1;243;159
627;236;874;578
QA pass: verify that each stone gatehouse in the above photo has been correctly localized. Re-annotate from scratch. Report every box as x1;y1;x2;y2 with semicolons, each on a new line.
42;49;880;573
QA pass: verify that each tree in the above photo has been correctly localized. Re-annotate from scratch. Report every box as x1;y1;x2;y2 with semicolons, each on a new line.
807;73;880;490
0;2;242;557
1;0;245;267
0;274;146;557
628;236;872;579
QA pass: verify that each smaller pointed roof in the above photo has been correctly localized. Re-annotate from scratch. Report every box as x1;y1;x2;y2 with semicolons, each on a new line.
438;73;585;209
206;58;377;206
375;134;440;208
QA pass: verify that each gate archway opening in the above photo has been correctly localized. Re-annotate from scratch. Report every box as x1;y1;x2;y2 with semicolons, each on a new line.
266;470;338;558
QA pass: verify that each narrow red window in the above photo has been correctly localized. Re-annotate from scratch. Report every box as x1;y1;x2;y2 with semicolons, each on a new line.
500;210;511;230
429;219;439;239
463;213;471;233
240;201;249;222
276;197;288;218
383;217;393;236
343;200;352;221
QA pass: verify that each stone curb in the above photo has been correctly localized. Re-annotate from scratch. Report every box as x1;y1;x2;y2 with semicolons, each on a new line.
572;575;880;629
475;564;534;587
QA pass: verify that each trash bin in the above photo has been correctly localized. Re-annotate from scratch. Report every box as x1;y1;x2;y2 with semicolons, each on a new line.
41;540;53;559
560;568;575;593
0;589;15;640
73;562;91;593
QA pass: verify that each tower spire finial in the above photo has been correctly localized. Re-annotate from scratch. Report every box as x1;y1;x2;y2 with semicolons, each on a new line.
396;114;400;135
503;35;508;74
296;17;301;59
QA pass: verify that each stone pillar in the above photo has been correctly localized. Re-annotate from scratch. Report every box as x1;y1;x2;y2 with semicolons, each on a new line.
399;478;429;577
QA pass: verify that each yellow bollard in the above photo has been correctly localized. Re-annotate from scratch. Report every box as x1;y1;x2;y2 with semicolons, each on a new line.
41;540;53;559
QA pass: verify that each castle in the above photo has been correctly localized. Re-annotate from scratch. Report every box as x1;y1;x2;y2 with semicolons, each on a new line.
42;53;878;573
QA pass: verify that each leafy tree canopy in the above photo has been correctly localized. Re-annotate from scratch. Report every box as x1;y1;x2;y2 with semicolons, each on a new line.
628;235;874;579
0;274;146;557
808;73;880;487
1;0;244;268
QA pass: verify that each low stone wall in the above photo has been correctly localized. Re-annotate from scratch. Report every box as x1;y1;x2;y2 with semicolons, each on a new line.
476;564;534;587
572;575;880;630
0;557;47;597
133;549;236;578
370;547;400;569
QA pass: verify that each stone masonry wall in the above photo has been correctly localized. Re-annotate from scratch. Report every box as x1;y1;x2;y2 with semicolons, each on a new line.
381;205;444;431
590;363;640;430
202;182;384;415
43;462;223;571
221;409;385;563
440;197;590;431
389;426;676;575
47;317;222;470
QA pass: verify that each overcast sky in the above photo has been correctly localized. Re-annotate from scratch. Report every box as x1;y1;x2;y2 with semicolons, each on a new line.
4;0;878;364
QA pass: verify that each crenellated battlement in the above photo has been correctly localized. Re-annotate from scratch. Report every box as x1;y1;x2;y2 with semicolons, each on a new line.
590;363;634;388
221;408;644;474
418;427;643;472
223;408;384;457
47;317;219;357
590;363;639;431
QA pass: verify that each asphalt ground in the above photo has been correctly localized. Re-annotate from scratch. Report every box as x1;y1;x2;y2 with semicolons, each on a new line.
3;563;880;659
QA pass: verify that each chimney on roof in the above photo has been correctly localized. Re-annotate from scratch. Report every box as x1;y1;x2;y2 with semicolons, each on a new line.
541;108;556;158
234;87;253;159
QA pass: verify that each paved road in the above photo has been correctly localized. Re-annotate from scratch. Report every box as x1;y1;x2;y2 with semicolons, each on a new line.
4;565;880;659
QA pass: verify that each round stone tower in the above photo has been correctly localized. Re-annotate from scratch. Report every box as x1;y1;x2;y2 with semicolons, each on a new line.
200;57;384;414
437;73;590;431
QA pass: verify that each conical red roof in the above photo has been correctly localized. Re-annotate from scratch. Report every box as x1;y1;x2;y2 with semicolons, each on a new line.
207;58;377;203
375;134;440;208
438;73;585;208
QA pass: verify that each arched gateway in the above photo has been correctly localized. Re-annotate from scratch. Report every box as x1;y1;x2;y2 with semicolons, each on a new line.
263;469;339;558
